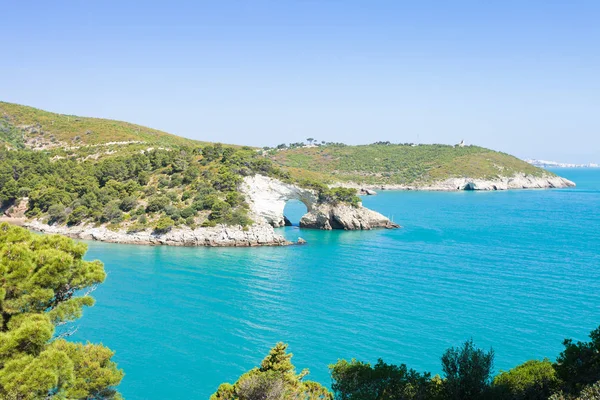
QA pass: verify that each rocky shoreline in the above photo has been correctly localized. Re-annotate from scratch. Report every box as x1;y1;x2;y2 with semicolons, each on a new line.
2;173;573;247
23;220;293;247
337;173;575;192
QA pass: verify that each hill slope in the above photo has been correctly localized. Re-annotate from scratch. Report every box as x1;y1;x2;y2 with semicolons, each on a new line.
0;101;574;246
0;101;202;149
268;143;552;186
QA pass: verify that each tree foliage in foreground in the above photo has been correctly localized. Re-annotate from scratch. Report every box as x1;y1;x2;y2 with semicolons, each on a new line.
210;342;332;400
216;326;600;400
0;223;123;399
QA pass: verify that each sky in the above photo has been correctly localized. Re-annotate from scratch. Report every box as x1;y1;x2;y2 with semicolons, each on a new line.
1;1;599;162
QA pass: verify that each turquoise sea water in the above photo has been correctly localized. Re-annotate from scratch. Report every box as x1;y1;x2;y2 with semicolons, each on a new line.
72;169;600;399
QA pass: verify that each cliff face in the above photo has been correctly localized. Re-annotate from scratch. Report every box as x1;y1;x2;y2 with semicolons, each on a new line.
241;175;317;227
241;175;399;231
336;173;576;192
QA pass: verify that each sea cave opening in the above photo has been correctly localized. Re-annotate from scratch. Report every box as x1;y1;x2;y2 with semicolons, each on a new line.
283;199;309;227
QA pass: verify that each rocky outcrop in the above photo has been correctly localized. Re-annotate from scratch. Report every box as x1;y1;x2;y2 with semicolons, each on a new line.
24;220;291;247
241;175;399;231
241;175;317;227
359;189;377;195
336;174;575;192
5;174;398;247
3;198;28;218
299;203;399;230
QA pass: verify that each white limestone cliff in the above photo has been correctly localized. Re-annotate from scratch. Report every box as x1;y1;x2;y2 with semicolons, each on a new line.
337;173;575;192
241;175;318;227
241;175;399;230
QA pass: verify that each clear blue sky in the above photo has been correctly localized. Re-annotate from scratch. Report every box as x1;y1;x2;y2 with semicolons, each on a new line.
2;1;598;162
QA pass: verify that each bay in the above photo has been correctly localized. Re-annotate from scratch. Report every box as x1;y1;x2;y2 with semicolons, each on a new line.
71;168;600;399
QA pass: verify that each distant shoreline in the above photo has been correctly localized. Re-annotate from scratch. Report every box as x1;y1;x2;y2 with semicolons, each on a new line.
338;174;575;193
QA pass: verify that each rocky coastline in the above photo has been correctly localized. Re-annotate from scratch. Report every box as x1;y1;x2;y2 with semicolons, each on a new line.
2;173;573;247
22;220;293;247
337;173;575;192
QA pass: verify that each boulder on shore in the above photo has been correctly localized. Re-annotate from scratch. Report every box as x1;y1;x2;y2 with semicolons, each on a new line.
359;188;377;195
300;203;399;230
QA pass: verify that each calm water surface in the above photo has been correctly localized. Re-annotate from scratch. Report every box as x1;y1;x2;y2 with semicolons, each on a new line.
72;168;600;399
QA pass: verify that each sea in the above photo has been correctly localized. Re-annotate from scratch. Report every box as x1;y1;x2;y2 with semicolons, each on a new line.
70;168;600;399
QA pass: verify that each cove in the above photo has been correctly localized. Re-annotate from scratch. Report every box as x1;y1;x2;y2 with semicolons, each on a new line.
71;169;600;399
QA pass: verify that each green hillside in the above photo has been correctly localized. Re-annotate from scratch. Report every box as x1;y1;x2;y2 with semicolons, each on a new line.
0;101;555;232
268;143;551;185
0;101;202;149
0;102;357;231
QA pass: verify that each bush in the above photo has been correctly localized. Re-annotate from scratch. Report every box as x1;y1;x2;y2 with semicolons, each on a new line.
153;216;174;234
180;207;196;219
101;201;123;223
185;216;196;228
209;200;231;221
555;326;600;393
146;195;170;213
493;359;560;400
441;339;495;400
67;205;89;226
119;196;137;211
319;187;361;207
47;204;67;224
127;223;147;233
210;343;330;400
330;358;439;400
223;208;253;227
225;191;244;207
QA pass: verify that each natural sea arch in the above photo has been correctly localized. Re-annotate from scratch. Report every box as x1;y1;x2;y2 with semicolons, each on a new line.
283;199;309;226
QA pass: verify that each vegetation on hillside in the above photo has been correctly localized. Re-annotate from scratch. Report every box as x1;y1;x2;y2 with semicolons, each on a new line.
0;144;282;230
0;102;552;231
213;325;600;400
0;101;202;149
0;141;360;231
267;142;550;185
0;224;123;399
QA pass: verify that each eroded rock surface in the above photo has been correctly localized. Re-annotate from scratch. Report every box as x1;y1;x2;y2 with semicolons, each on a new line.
300;203;400;230
241;175;399;231
241;175;317;227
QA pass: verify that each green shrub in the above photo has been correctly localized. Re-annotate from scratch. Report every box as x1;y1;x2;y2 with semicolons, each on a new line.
101;201;123;223
493;359;560;400
146;195;170;213
127;222;147;233
67;205;89;226
555;326;600;393
180;207;196;219
153;216;174;234
47;204;67;224
119;196;137;211
185;216;196;228
209;200;231;221
441;339;495;400
330;358;439;400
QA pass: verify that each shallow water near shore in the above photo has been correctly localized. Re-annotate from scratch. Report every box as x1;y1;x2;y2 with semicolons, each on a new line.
71;168;600;399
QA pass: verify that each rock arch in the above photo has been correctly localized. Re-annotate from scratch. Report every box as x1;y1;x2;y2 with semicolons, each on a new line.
241;175;318;227
241;175;400;231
